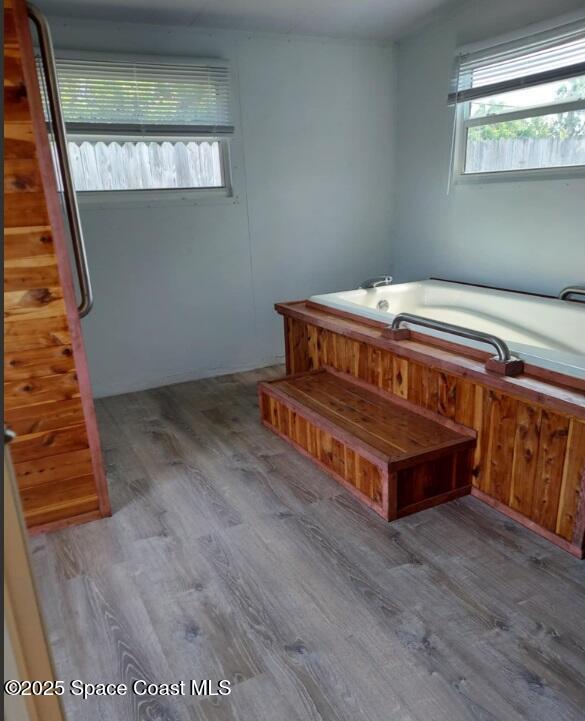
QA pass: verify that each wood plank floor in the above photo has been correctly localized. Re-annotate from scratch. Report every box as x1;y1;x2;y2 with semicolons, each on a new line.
29;366;585;721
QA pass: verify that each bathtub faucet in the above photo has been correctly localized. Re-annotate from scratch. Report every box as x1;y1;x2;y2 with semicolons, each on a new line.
359;275;393;289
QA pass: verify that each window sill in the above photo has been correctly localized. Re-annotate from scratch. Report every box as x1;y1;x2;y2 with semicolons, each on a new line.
76;188;237;210
453;165;585;185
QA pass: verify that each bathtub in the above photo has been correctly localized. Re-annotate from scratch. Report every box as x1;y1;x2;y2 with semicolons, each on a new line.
310;280;585;381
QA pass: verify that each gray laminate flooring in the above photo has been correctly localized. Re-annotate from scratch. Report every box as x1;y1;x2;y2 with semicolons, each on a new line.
29;366;585;721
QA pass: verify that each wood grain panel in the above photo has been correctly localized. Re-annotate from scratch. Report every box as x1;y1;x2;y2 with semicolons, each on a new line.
556;420;585;543
437;371;457;420
470;385;485;485
6;397;85;437
10;424;90;464
5;286;66;319
4;157;43;192
420;365;439;413
4;226;54;258
4;2;18;46
3;81;31;122
531;411;570;532
4;314;71;352
306;322;319;371
4;343;75;381
366;344;382;387
4;191;49;226
485;393;519;504
21;475;99;527
4;253;61;290
4;370;81;410
509;403;542;516
3;27;24;73
391;356;408;399
15;448;94;489
407;361;425;406
4;0;109;531
4;118;36;158
454;378;475;427
4;55;25;86
396;452;472;517
286;318;310;374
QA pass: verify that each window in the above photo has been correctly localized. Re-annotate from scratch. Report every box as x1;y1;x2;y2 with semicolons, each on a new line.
47;58;233;193
450;20;585;178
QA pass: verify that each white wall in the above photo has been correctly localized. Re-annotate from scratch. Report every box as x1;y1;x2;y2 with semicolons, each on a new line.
45;15;396;396
393;0;585;294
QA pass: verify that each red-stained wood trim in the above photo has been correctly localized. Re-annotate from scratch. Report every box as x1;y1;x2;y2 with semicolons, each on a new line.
12;0;111;520
484;357;525;377
384;327;412;341
306;299;389;330
471;488;584;559
275;301;585;417
273;366;324;383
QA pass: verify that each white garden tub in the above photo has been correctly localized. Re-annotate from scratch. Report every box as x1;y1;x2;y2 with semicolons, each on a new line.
310;280;585;381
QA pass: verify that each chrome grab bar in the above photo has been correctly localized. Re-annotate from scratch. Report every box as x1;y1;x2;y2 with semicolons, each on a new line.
558;286;585;301
390;313;513;362
28;3;93;318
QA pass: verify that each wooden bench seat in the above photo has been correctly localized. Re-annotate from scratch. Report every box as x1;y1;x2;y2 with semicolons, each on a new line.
258;368;476;520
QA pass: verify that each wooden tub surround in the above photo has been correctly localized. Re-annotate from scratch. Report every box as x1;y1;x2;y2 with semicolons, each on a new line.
269;300;585;558
259;369;476;520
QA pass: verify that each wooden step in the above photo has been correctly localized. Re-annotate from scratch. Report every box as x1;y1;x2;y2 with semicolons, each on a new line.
258;368;476;520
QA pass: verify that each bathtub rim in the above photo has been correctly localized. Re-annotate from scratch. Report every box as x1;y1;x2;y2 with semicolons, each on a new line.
429;276;585;305
307;279;585;387
275;299;585;411
305;297;585;393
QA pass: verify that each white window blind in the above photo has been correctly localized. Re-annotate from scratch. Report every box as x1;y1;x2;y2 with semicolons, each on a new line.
448;18;585;179
37;55;233;192
53;58;234;135
449;19;585;104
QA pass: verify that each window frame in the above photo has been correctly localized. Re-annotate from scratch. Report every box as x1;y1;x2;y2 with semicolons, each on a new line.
451;24;585;184
52;49;236;205
453;101;585;184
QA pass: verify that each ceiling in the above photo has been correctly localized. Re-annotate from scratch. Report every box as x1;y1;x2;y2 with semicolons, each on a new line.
37;0;457;40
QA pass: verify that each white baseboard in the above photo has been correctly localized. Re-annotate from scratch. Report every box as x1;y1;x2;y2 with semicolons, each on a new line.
92;355;285;399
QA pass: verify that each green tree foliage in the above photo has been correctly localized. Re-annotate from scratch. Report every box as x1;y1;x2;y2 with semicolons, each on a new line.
470;76;585;141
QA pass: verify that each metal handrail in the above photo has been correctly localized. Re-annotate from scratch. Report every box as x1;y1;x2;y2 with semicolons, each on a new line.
28;3;93;318
391;313;513;362
558;286;585;301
